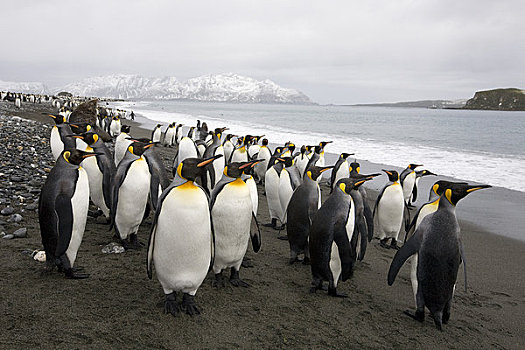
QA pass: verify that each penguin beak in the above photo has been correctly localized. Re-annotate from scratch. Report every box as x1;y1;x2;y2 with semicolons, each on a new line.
424;170;437;176
466;184;492;193
382;169;392;175
82;153;97;159
319;166;334;173
249;160;262;168
197;154;223;167
144;143;155;149
239;161;255;170
367;173;382;178
66;134;84;139
355;180;366;186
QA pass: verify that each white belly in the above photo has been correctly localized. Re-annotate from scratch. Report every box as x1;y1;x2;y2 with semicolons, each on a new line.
246;176;258;216
153;185;211;295
114;133;133;166
248;145;260;159
329;242;342;287
278;169;293;223
65;168;89;267
334;162;350;187
152;129;162;143
212;146;225;188
50;126;63;161
265;168;282;220
175;138;198;167
224;142;234;163
82;155;109;217
165;129;175;145
402;172;416;202
376;184;404;239
110;120;121;137
415;201;439;228
115;158;151;239
212;182;252;273
231;149;248;163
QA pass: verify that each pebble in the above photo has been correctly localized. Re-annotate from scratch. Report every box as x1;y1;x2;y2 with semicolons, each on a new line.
26;203;38;211
1;207;14;215
13;227;27;238
2;234;14;240
33;250;46;262
8;213;23;223
102;242;125;254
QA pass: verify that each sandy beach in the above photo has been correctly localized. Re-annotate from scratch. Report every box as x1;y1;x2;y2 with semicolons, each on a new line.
1;100;524;349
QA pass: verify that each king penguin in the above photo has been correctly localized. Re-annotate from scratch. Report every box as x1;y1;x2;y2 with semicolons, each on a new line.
222;134;236;164
210;161;262;288
330;152;354;192
114;125;132;166
109;116;121;138
373;170;406;250
39;149;96;278
111;141;154;249
69;132;115;220
230;135;251;163
400;164;422;206
388;182;491;330
147;155;223;316
309;178;370;297
264;158;285;230
278;157;302;229
253;138;271;184
410;169;436;205
286;166;332;264
152;124;162;143
48;114;75;161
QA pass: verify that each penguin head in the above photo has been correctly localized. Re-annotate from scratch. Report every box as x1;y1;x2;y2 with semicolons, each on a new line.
288;143;296;153
314;145;322;154
274;147;283;155
156;124;162;128
382;169;399;182
336;178;369;195
62;149;97;165
177;155;223;181
224;161;257;178
306;166;333;181
48;114;66;125
121;125;131;133
408;163;423;170
214;127;228;140
340;152;354;159
431;180;468;197
225;134;234;141
349;160;360;174
243;135;252;145
69;123;92;134
69;132;100;145
277;157;294;167
300;145;306;154
319;141;332;149
127;141;154;156
242;159;262;176
443;182;491;206
262;138;269;146
416;169;436;178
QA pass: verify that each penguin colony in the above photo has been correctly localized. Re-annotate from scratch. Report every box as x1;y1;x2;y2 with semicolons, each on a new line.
23;92;493;331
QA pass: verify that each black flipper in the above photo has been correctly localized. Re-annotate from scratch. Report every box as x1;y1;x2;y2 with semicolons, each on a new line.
372;185;388;218
459;239;468;292
250;212;262;253
356;216;368;261
54;194;74;258
388;230;422;285
363;200;374;242
412;182;418;202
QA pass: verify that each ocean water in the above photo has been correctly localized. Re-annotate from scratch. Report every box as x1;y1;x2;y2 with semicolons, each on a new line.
112;100;525;193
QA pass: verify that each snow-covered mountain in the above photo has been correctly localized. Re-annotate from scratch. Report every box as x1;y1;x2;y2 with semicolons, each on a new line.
0;80;48;94
58;73;315;104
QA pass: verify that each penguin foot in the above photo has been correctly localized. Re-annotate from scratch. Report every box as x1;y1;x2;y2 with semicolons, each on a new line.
230;268;250;287
212;273;226;289
379;238;390;249
302;256;310;265
403;309;425;322
164;293;180;316
289;256;299;265
241;257;254;268
277;235;288;241
273;224;286;231
263;218;277;228
390;240;400;250
328;287;347;298
64;269;90;279
181;294;201;316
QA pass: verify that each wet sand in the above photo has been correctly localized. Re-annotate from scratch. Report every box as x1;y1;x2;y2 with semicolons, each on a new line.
1;100;524;349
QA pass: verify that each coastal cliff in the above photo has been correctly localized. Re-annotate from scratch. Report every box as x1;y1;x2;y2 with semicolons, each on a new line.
464;88;525;111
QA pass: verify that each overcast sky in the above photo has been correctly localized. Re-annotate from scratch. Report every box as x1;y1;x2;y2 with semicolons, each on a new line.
1;0;523;104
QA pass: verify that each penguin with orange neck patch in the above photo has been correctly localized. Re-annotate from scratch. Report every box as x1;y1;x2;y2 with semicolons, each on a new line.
39;149;97;278
147;155;223;316
388;182;491;330
110;141;154;249
210;161;262;288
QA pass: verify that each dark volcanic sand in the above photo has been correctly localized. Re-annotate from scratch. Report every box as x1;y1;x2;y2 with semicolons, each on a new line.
1;100;524;349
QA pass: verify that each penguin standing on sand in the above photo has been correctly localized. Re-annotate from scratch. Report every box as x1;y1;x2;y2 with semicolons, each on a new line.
278;157;302;228
230;136;251;163
374;170;406;249
349;160;376;241
309;178;370;297
330;153;354;192
410;169;436;205
202;127;227;192
294;145;312;177
163;123;176;147
109;116;121;137
152;124;162;143
147;155;223;316
264;159;285;230
222;134;236;164
388;182;491;330
69;133;115;220
48;114;75;161
286;166;332;264
253;138;271;184
400;164;422;206
114;125;132;166
210;161;262;288
111;141;154;249
39;149;96;278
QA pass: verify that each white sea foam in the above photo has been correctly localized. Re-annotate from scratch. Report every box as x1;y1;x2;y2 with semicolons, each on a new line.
124;106;525;193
